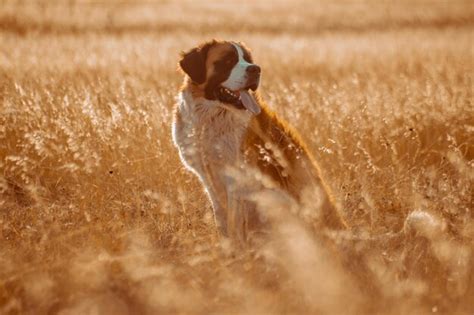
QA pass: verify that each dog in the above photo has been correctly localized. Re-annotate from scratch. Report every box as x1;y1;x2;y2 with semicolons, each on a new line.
172;40;346;241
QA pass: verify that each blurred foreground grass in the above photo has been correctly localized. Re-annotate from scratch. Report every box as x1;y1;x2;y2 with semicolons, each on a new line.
0;1;473;314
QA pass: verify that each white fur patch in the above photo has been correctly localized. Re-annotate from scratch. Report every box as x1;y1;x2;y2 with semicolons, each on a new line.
172;90;252;182
221;43;253;91
172;90;253;233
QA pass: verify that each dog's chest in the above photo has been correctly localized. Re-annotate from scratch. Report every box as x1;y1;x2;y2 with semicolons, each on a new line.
173;94;252;171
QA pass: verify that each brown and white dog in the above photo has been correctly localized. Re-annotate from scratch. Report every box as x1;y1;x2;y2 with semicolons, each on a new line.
172;40;345;241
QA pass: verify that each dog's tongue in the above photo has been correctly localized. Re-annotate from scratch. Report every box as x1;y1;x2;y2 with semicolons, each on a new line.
240;90;261;115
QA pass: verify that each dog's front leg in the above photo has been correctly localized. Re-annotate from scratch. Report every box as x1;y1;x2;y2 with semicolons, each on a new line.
205;186;229;236
225;176;244;242
222;170;259;243
201;164;230;237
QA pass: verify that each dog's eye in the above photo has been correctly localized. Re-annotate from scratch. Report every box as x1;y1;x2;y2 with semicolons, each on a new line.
216;56;236;68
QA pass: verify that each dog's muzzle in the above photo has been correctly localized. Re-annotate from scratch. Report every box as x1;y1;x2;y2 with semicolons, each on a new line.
246;65;261;91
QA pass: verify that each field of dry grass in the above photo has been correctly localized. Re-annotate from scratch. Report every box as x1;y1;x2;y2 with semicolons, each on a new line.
1;1;473;314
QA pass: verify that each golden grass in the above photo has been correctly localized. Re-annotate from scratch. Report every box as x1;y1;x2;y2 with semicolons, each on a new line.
1;1;473;314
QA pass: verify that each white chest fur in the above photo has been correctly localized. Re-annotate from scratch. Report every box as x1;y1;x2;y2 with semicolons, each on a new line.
172;90;252;181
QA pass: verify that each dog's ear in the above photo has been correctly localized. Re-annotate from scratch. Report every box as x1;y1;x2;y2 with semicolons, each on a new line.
179;47;207;84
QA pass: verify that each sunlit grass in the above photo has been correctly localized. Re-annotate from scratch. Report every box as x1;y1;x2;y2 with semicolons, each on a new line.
0;1;473;314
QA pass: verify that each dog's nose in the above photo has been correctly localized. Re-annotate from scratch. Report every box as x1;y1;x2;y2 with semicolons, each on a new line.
246;65;261;76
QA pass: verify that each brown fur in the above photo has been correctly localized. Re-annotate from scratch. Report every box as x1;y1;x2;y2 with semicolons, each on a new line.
242;96;346;229
205;42;234;78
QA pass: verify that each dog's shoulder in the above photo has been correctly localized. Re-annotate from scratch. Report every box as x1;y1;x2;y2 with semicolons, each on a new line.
242;99;324;190
244;99;311;164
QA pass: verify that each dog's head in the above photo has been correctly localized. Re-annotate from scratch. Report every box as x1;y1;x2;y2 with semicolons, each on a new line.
179;40;261;114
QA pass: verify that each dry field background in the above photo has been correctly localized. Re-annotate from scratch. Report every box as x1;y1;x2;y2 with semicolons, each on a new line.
1;0;473;314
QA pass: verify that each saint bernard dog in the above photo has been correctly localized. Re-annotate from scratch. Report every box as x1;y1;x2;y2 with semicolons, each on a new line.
172;40;346;241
